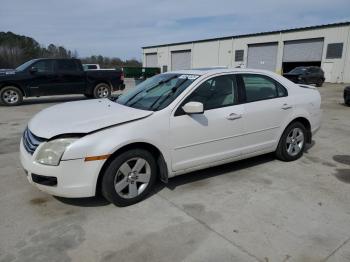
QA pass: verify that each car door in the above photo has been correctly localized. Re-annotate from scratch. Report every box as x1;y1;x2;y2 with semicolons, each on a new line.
169;74;245;172
237;73;292;155
55;60;86;94
26;60;60;96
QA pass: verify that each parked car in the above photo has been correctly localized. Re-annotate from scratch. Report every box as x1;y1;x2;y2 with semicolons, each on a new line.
344;86;350;106
0;58;125;106
283;66;325;87
20;68;321;206
82;64;100;70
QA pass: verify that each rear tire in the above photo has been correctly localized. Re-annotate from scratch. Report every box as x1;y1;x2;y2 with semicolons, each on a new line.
93;83;111;99
0;86;23;106
101;149;157;207
275;122;307;161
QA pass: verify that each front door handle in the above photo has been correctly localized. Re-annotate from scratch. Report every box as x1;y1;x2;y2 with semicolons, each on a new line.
226;113;242;120
281;103;293;110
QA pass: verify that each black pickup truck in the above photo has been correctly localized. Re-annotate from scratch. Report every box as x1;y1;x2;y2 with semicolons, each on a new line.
0;58;125;106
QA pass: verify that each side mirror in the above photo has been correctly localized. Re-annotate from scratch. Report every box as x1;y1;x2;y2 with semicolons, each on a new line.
29;67;38;74
182;101;204;114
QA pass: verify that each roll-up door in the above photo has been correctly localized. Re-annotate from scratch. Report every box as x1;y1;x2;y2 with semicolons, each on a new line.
145;53;158;67
283;38;324;62
171;50;191;70
247;43;278;71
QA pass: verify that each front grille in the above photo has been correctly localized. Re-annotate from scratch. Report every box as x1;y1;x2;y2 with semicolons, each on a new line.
22;128;46;155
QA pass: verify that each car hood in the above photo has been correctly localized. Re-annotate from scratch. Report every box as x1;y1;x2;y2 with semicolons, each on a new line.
0;69;16;77
28;99;153;139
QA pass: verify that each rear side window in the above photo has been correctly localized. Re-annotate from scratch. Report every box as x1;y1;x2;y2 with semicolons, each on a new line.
33;60;54;73
87;65;97;69
184;75;238;111
56;60;79;72
241;74;287;102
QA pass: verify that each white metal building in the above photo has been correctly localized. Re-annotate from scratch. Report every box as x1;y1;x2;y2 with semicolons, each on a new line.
142;22;350;83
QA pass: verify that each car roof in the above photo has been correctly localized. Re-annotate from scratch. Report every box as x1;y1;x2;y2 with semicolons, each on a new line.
166;68;276;77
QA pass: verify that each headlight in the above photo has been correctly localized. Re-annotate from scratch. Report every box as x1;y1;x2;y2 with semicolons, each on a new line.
35;138;78;166
298;76;302;80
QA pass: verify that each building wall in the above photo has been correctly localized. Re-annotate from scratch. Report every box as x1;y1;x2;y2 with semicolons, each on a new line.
142;24;350;83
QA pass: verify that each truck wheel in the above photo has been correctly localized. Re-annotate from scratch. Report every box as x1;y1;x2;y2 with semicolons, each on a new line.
93;83;111;99
0;86;23;106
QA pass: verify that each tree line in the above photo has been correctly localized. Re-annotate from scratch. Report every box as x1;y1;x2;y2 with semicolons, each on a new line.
0;31;141;69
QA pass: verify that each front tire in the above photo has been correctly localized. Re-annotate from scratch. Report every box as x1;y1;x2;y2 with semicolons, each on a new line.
275;122;307;161
93;83;111;99
0;86;23;106
101;149;157;206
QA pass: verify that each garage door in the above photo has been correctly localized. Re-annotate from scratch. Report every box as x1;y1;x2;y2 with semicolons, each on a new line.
171;50;191;70
145;53;158;67
247;43;278;71
283;38;324;62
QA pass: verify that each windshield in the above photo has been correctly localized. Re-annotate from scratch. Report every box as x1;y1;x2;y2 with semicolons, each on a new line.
15;60;35;71
116;73;199;111
289;67;307;74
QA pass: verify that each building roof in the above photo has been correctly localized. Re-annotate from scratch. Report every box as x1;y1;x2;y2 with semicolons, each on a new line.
142;21;350;49
166;67;281;77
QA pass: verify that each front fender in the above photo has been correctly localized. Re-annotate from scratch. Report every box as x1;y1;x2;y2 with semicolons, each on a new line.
61;118;172;172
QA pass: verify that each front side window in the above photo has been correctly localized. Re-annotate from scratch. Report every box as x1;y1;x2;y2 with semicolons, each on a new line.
241;74;287;102
289;67;306;74
116;73;199;111
33;60;54;73
182;75;238;111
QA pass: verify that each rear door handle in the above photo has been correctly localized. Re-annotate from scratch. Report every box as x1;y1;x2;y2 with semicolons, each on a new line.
226;113;242;120
281;103;293;110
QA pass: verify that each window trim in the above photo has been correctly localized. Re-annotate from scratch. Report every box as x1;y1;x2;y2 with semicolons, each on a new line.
235;50;244;62
326;43;343;59
237;73;288;104
174;74;241;116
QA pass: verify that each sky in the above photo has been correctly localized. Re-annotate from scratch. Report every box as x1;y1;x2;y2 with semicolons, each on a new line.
0;0;349;60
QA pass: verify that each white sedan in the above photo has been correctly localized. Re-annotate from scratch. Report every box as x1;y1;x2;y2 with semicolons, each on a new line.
20;68;321;206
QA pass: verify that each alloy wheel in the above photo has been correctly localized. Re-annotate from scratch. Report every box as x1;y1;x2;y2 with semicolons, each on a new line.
97;86;109;98
286;127;304;156
2;89;19;104
114;157;151;199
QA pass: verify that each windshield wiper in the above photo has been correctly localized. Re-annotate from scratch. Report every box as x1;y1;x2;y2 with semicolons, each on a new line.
150;78;188;111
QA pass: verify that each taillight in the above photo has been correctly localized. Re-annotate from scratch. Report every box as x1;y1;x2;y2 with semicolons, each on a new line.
120;72;124;81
